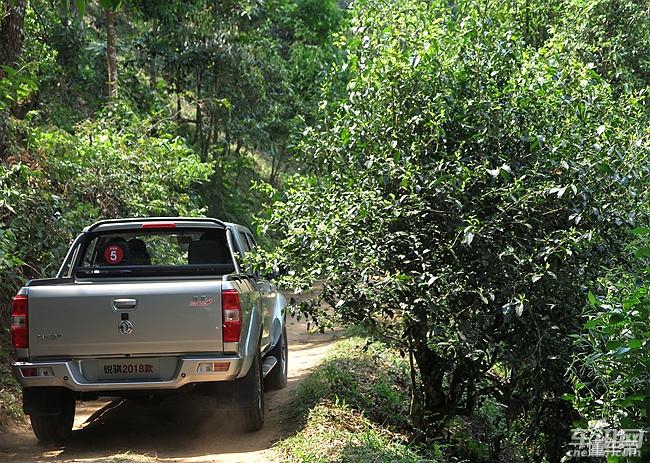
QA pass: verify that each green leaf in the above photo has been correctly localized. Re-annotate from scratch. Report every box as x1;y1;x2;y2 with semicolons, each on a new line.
634;247;650;258
340;127;350;144
99;0;121;10
630;227;650;236
609;313;625;324
627;339;642;349
75;0;87;16
587;290;597;305
606;340;623;351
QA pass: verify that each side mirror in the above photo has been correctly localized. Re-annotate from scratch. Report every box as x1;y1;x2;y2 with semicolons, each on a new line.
265;265;288;280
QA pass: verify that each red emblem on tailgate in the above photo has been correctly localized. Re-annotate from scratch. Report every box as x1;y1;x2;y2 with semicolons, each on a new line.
189;297;213;307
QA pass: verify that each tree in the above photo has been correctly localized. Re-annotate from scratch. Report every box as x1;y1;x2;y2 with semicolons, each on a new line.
253;0;648;458
104;6;118;99
567;228;649;434
0;0;26;75
72;0;122;99
0;0;26;155
96;0;122;100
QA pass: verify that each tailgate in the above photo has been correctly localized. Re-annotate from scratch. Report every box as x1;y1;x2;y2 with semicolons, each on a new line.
27;281;223;358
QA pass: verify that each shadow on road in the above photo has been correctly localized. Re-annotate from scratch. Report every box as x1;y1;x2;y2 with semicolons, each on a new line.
53;396;275;459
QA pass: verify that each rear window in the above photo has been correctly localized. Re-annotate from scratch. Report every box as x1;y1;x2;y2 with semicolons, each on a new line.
74;228;235;277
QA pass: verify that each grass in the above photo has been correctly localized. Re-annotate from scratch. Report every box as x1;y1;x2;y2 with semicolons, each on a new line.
273;335;519;462
93;452;157;463
273;337;441;462
277;401;426;463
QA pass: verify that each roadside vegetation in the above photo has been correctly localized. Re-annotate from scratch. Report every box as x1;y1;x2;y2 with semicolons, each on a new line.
252;0;649;461
1;0;648;461
275;335;537;462
274;337;427;463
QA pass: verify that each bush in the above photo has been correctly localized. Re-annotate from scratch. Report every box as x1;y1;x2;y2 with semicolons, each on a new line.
567;228;649;433
253;0;648;458
0;103;212;322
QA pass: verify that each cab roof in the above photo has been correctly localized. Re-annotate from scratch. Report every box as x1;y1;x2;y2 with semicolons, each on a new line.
84;217;228;233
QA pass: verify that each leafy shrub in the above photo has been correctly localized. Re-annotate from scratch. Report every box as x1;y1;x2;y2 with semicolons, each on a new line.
567;228;649;432
0;103;212;323
253;0;648;459
0;65;38;112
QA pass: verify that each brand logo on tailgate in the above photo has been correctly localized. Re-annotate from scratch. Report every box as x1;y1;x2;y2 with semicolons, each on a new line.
189;296;213;307
119;320;134;335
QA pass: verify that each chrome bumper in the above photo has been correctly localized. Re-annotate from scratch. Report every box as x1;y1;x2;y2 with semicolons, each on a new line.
13;355;245;392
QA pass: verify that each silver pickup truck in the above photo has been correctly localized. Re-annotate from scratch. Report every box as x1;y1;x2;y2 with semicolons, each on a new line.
10;217;288;442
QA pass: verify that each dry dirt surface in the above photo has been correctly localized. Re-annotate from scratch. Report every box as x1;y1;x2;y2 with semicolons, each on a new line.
0;315;340;463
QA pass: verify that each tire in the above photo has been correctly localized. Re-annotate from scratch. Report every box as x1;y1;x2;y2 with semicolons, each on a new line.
265;325;288;390
239;349;264;432
29;392;75;444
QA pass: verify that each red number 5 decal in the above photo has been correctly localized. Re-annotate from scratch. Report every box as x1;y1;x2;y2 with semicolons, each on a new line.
104;245;124;264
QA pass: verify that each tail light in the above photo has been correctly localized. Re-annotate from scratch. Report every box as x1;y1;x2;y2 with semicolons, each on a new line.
222;289;241;342
11;293;28;349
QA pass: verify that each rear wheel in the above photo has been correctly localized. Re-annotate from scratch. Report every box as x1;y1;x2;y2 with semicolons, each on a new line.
265;325;288;390
29;391;75;444
240;349;264;431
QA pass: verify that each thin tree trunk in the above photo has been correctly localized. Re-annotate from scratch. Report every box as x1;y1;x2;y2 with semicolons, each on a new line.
524;0;530;46
105;9;118;100
207;72;219;159
0;0;26;158
195;67;203;146
176;88;181;121
203;111;214;161
270;149;279;185
0;0;26;77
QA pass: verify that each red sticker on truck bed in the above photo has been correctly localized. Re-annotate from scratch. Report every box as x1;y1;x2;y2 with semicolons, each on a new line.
189;297;213;307
104;245;124;264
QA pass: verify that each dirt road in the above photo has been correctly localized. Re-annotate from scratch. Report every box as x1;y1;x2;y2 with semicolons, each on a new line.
0;315;339;463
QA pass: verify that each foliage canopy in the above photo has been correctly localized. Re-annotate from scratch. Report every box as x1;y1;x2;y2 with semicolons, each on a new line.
253;0;649;457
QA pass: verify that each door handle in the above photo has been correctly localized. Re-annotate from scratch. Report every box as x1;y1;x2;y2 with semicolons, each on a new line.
112;298;137;310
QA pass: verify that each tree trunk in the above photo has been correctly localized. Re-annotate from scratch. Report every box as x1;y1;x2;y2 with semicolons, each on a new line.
0;0;25;76
195;67;203;147
0;0;26;158
270;148;279;185
407;311;452;433
176;88;181;120
105;9;118;100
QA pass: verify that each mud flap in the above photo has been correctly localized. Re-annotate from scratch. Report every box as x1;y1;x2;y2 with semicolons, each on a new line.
212;369;259;410
23;387;75;416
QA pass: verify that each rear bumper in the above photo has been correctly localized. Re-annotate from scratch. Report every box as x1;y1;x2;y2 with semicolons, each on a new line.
13;355;245;392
